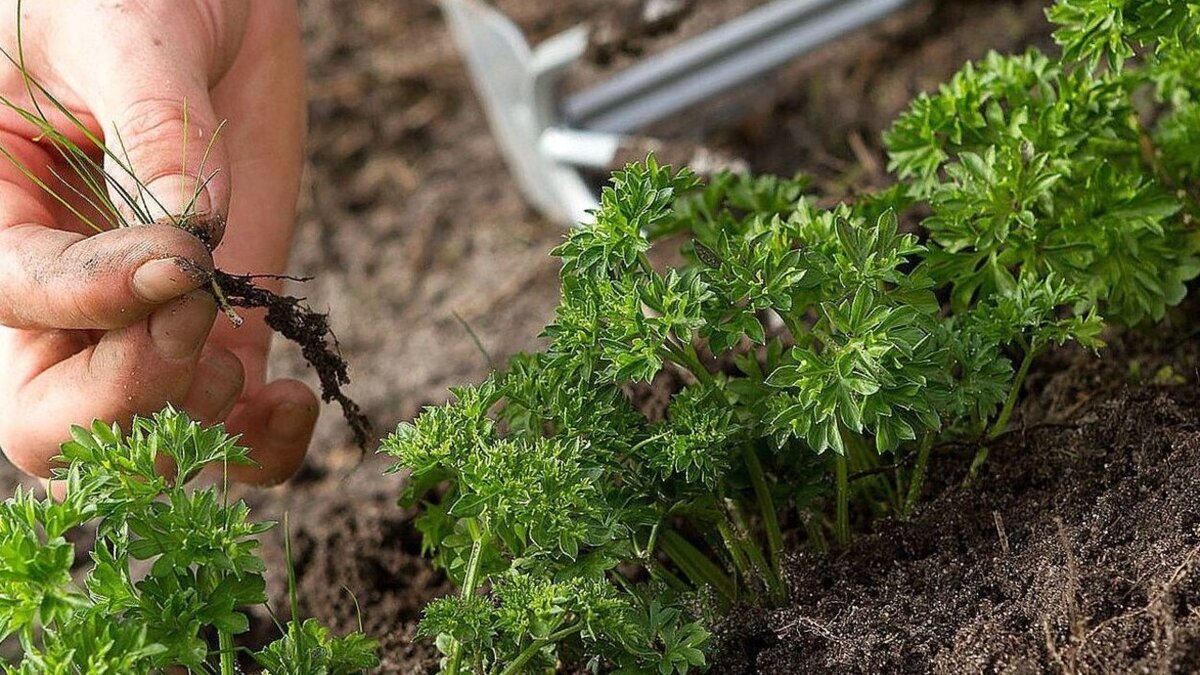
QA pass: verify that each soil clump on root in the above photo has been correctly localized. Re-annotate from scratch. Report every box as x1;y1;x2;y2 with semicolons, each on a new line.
212;269;373;449
171;212;372;448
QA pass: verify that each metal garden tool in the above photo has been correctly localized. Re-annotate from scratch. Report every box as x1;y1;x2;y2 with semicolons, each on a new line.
440;0;912;225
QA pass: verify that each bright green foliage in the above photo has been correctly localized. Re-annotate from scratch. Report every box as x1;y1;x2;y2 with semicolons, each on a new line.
253;619;380;675
387;1;1199;672
0;408;378;674
386;361;706;675
1047;0;1199;71
384;161;1102;673
886;49;1198;323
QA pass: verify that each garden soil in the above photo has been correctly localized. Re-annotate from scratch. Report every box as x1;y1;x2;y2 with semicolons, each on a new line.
711;324;1200;674
1;0;1196;673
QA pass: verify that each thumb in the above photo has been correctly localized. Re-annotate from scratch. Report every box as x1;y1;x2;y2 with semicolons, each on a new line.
0;222;214;330
95;78;231;247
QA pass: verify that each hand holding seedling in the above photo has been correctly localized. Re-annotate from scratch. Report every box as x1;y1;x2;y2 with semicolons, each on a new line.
0;0;318;485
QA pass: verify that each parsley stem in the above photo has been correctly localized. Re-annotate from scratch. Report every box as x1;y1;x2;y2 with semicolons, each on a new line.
968;346;1037;488
802;509;829;554
651;562;691;593
446;521;486;675
717;519;753;578
499;623;587;675
834;452;851;548
659;529;737;602
902;432;935;518
987;347;1037;441
724;509;784;602
218;631;235;675
741;445;784;590
669;340;716;388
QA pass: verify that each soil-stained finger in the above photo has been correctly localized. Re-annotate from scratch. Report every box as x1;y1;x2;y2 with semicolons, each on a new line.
0;223;213;330
221;378;318;486
0;293;216;477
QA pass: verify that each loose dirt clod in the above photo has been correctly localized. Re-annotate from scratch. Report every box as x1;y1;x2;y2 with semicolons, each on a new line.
211;270;373;450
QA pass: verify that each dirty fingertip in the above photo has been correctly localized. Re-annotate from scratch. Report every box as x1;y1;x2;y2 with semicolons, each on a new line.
132;256;213;304
141;176;226;249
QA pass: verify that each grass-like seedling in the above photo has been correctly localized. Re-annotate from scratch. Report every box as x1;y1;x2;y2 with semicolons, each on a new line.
0;408;378;673
384;1;1199;672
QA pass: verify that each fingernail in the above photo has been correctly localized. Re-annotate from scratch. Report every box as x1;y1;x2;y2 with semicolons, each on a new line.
148;292;216;359
145;174;212;220
133;257;212;304
267;401;316;445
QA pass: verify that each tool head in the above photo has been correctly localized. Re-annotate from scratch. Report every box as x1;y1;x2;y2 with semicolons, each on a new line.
439;0;600;225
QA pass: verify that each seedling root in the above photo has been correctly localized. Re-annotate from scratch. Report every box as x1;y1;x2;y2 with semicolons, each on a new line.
211;269;372;450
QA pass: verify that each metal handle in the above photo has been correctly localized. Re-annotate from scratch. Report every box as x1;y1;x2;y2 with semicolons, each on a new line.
563;0;910;134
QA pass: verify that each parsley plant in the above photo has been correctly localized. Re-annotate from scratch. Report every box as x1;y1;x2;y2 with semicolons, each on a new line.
384;2;1199;671
0;409;378;674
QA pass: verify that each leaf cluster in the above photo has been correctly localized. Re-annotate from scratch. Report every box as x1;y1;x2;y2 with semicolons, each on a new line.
0;408;378;674
385;1;1199;672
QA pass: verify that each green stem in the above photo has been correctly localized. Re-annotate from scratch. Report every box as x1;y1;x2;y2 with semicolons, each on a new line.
959;343;1038;489
651;564;690;593
446;522;486;675
834;453;851;548
802;511;829;554
636;251;655;275
726;515;784;602
719;496;780;599
461;522;485;595
717;520;752;579
902;433;935;518
988;347;1037;441
964;445;991;488
218;631;235;675
659;529;737;602
499;623;586;675
673;341;716;389
741;445;783;580
630;432;670;456
966;345;1038;488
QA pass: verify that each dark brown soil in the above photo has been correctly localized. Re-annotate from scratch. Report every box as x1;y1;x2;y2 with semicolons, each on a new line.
248;455;452;673
713;384;1200;674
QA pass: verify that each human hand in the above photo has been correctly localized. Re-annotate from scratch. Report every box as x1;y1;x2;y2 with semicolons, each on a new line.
0;0;316;486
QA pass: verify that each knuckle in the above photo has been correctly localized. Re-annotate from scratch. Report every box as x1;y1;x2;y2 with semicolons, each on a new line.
114;96;218;176
117;95;191;150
